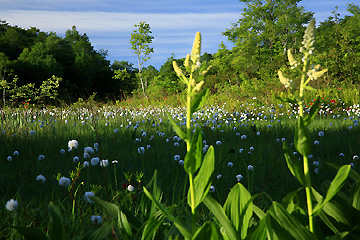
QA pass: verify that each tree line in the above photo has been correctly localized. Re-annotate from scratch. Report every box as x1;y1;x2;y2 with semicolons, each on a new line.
0;0;359;106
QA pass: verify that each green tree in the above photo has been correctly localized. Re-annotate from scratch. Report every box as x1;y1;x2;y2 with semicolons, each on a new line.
223;0;313;80
130;21;154;96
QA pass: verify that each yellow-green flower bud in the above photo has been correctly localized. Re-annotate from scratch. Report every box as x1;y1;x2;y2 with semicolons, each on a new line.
173;61;183;77
184;54;191;72
191;32;201;64
278;70;292;88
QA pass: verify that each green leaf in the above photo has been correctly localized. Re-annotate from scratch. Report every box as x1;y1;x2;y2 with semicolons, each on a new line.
192;222;222;240
223;183;253;239
13;227;47;240
283;141;306;186
294;116;311;157
203;195;237;240
275;95;297;104
327;162;360;181
303;85;318;92
167;113;187;141
188;145;215;209
271;202;317;240
143;187;192;239
91;196;119;218
140;170;162;218
48;202;66;240
190;88;209;116
313;165;351;215
304;97;320;126
81;221;113;240
141;210;167;240
252;204;266;220
184;127;202;174
351;179;360;210
281;188;303;214
247;215;267;240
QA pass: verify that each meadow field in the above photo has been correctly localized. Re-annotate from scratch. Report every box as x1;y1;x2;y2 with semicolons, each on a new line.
1;99;359;239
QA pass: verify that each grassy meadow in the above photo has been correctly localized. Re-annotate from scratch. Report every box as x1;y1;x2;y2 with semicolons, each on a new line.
1;100;359;239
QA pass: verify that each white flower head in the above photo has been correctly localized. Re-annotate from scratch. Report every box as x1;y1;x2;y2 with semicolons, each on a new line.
83;161;89;168
217;174;222;179
100;159;109;167
209;185;215;192
84;191;95;203
36;174;46;183
84;147;94;154
127;185;135;192
236;174;243;181
73;156;79;163
227;162;233;167
68;140;79;150
138;147;145;154
91;157;100;166
6;199;18;211
59;177;71;187
91;215;102;224
216;141;222;145
248;165;254;171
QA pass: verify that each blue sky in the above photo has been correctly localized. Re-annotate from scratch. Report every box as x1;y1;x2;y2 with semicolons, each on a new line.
0;0;356;69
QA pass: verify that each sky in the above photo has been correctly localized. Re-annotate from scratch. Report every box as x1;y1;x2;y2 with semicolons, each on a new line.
0;0;357;69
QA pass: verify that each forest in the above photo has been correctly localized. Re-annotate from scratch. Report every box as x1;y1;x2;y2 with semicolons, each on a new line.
0;1;359;106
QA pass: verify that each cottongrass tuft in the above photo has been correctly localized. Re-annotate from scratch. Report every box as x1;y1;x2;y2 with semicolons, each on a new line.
6;199;18;211
59;177;71;187
100;159;109;167
68;140;79;151
127;185;135;192
36;174;46;183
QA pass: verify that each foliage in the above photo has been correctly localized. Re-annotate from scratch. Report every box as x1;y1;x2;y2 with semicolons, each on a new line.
130;21;154;96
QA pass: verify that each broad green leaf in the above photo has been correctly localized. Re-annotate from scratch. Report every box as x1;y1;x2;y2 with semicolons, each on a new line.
281;188;303;214
143;187;192;239
247;215;267;240
188;145;214;209
351;179;360;210
190;88;209;116
304;97;320;126
81;221;113;240
203;195;237;240
140;170;162;218
48;202;66;240
91;196;119;218
283;141;305;186
294;116;311;157
327;162;360;181
167;113;187;141
223;183;253;239
192;222;221;240
13;227;47;240
303;85;318;92
327;232;349;240
275;95;297;104
271;202;317;240
184;127;202;174
141;210;166;240
252;205;266;220
313;165;351;215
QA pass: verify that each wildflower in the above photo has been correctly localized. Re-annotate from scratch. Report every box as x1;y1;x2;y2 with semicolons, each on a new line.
318;131;324;137
91;157;100;166
227;162;233;167
248;165;254;171
236;174;243;181
314;140;319;145
209;185;215;192
83;161;89;167
94;143;99;148
100;159;109;167
127;185;135;192
174;142;179;147
138;147;145;154
13;151;19;156
353;155;359;161
216;141;222;145
276;138;280;143
84;152;90;159
6;199;18;211
314;168;319;173
217;174;222;179
313;161;319;166
179;160;184;165
249;147;254;151
60;149;66;154
339;153;344;157
91;215;102;224
36;174;46;183
114;128;118;133
281;138;286;142
68;140;79;150
84;192;95;203
29;130;36;135
236;132;240;136
84;147;94;154
174;155;180;161
38;155;45;160
73;156;79;162
59;177;71;187
7;156;12;161
241;135;247;140
256;132;260;136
